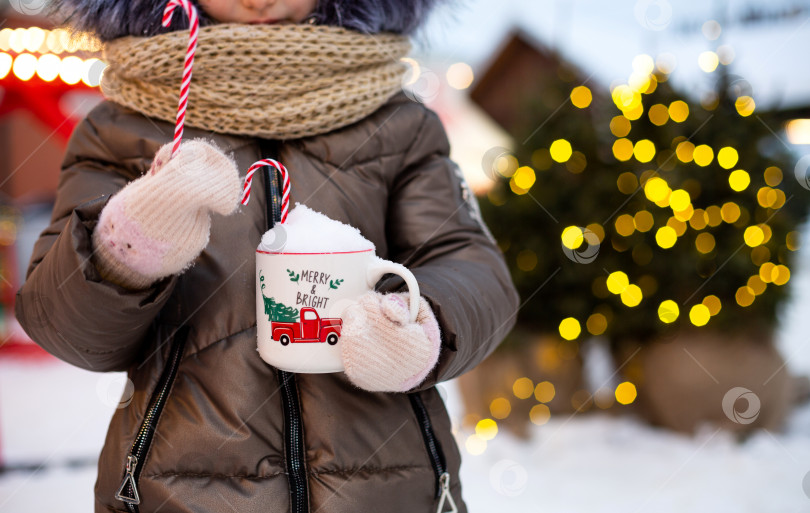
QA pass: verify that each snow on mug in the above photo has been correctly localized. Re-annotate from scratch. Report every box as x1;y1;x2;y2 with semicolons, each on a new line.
255;204;420;373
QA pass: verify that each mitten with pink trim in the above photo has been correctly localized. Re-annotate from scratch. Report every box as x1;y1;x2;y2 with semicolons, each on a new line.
340;291;442;393
92;139;241;290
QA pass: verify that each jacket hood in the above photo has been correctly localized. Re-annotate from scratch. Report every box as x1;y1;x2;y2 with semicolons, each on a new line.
48;0;448;41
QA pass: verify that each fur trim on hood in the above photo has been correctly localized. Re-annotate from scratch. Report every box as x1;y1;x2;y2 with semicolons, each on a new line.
48;0;446;41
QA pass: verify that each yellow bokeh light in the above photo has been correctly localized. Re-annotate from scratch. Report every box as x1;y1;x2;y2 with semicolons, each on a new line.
702;295;721;316
607;271;630;294
689;304;711;326
747;275;767;295
744;226;764;247
465;434;487;455
633;54;655;74
623;103;644;120
561;226;584;250
648;104;669;126
689;209;708;230
587;223;606;242
571;86;593;108
529;404;551;425
534;381;556;403
634;139;656;163
621;284;643;307
705;206;722;227
513;166;536;190
489;398;511;419
512;377;534;399
764;166;783;186
669;101;689;122
516;249;537;272
695;232;716;254
721;202;741;223
644;177;670;202
633;210;654;232
610;116;631;138
617;172;638;194
615;214;635;237
757;187;778;208
586;313;607;335
667;217;687;236
760;262;775;283
615;382;637;405
736;96;755;117
728;170;750;192
550;139;573;163
736;286;755;307
446;62;474;90
12;53;37;81
475;418;499;440
717;147;739;169
676;140;695;163
25;27;46;53
0;53;12;80
773;265;790;286
35;53;60;82
612;138;634;162
698;51;720;72
59;55;83;85
559;317;582;341
656;226;677;249
787;231;800;251
693;145;714;167
658;300;679;323
669;189;691;211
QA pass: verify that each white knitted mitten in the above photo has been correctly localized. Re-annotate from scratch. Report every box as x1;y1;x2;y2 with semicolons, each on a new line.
340;292;441;393
92;139;241;289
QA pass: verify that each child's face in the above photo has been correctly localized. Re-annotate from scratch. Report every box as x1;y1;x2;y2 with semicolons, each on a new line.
198;0;317;25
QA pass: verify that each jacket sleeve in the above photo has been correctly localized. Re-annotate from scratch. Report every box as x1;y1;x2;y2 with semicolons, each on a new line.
14;108;177;372
381;107;519;391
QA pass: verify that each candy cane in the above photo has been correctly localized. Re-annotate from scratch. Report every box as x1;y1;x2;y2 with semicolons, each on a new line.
161;0;199;160
242;159;291;223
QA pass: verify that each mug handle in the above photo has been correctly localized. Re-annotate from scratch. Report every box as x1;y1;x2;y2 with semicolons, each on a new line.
366;256;420;323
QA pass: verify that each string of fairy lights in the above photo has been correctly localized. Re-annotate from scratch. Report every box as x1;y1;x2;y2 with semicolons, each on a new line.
0;27;103;85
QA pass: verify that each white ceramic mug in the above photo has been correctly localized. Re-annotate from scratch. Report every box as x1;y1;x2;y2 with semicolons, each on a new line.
256;248;420;373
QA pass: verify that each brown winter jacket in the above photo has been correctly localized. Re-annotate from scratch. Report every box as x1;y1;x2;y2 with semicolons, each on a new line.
15;92;519;513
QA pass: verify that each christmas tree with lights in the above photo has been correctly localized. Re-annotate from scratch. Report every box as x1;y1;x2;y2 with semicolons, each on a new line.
480;54;807;351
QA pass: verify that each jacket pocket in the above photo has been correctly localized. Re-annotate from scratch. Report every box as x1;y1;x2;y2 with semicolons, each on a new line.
408;391;458;513
114;325;189;513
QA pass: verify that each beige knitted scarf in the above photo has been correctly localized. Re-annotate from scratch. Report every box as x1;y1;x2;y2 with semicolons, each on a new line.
100;24;411;139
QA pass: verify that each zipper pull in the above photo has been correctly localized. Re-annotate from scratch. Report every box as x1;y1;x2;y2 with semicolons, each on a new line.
114;455;141;505
435;472;458;513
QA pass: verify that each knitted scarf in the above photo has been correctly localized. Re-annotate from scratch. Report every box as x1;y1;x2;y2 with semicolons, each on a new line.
100;23;412;139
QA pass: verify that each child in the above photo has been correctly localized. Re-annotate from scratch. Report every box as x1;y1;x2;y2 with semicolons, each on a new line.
15;0;519;511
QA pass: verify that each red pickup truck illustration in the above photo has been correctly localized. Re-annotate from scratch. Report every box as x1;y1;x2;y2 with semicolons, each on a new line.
271;308;343;346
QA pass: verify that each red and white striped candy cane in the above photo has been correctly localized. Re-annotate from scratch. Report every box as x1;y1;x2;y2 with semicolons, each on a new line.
242;159;291;223
161;0;199;160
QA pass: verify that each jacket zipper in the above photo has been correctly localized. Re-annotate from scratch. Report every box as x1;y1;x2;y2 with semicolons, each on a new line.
114;326;189;512
409;392;457;513
263;154;310;513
